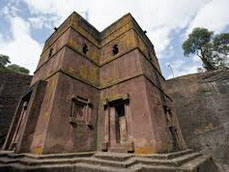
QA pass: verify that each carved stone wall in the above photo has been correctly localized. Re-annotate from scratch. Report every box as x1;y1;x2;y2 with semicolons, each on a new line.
3;12;186;154
166;69;229;172
0;70;31;147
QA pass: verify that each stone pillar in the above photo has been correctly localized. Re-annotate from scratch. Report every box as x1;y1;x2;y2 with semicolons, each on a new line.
109;107;117;146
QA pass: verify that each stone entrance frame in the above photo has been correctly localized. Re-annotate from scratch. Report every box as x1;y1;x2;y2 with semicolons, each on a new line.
2;80;47;153
102;93;134;153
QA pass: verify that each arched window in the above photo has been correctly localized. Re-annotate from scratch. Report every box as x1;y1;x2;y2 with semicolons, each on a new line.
112;44;119;55
48;48;53;58
83;44;88;54
148;51;152;61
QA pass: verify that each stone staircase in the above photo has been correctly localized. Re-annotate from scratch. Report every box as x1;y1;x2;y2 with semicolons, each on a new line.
0;149;218;172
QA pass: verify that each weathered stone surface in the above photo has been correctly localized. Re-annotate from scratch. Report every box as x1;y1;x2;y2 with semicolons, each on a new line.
0;70;31;147
3;11;186;155
0;11;218;172
166;69;229;172
0;150;218;172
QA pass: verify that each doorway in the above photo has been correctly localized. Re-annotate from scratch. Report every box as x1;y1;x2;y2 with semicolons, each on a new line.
103;94;133;152
108;99;129;152
114;103;127;144
10;91;32;150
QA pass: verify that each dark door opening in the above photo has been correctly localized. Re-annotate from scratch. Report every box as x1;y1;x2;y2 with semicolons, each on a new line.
114;103;127;144
169;126;179;151
10;91;32;150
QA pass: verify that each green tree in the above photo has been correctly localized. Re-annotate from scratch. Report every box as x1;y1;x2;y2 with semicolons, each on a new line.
7;64;30;75
212;33;229;69
182;27;229;71
0;54;11;68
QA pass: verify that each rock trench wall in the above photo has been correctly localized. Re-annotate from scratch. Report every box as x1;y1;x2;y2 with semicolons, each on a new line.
166;69;229;172
0;70;31;147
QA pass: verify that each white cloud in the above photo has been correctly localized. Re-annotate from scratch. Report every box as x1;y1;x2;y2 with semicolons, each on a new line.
0;4;20;17
1;0;229;76
28;16;46;29
0;16;42;74
187;0;229;34
28;15;58;29
193;55;202;63
166;59;202;79
21;0;211;56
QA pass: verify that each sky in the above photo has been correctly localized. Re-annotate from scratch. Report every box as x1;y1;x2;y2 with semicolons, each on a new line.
0;0;228;78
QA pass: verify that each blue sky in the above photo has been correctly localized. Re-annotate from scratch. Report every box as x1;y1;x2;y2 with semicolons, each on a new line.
0;0;228;78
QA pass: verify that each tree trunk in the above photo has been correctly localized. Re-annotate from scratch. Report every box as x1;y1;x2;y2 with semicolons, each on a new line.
202;58;216;71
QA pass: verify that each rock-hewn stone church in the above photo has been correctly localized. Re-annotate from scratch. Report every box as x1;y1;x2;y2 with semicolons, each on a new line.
0;12;218;172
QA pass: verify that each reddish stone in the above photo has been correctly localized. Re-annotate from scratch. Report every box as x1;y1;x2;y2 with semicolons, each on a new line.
3;11;186;154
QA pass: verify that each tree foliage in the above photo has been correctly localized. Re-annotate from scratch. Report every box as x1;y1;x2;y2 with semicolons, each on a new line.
182;27;229;71
0;54;11;68
7;64;30;75
0;54;30;75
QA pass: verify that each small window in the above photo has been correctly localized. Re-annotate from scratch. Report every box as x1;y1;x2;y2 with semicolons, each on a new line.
112;44;119;55
163;105;168;114
148;51;152;61
168;108;172;116
48;48;53;58
83;44;88;54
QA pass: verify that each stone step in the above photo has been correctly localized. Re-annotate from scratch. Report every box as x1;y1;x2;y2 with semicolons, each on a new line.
0;151;95;160
94;149;193;162
81;157;136;168
0;162;129;172
0;151;206;172
171;152;202;166
94;152;133;161
109;147;128;153
135;149;194;160
0;156;133;169
166;149;194;159
130;164;179;172
3;152;200;168
133;152;201;167
180;155;218;172
0;157;134;170
0;159;196;172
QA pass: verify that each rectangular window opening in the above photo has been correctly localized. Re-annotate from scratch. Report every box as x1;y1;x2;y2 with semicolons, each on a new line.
115;104;125;118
